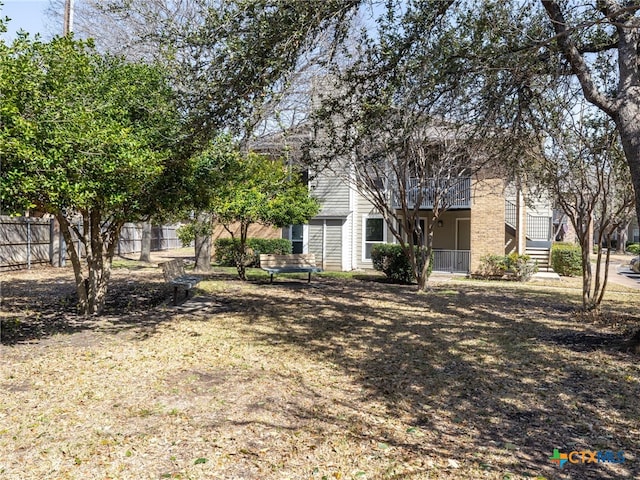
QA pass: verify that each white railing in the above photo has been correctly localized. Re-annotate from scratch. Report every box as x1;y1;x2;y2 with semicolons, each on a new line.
395;177;471;209
526;215;552;241
504;200;552;241
432;249;470;273
505;200;517;229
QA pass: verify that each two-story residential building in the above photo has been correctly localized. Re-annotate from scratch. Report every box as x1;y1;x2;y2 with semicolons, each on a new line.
252;128;554;274
280;167;554;274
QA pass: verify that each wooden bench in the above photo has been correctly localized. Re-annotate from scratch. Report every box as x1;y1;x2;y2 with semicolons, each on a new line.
259;253;322;284
161;259;200;305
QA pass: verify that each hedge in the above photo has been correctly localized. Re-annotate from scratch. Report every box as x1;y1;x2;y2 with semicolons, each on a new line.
476;253;538;281
627;243;640;255
214;238;292;267
551;242;582;276
371;243;432;284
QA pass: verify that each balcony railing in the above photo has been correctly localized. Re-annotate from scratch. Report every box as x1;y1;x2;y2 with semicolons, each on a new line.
432;249;470;273
394;177;471;209
504;200;552;241
527;215;552;241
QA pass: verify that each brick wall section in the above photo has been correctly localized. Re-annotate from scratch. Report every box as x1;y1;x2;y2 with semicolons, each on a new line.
212;223;282;242
470;177;506;272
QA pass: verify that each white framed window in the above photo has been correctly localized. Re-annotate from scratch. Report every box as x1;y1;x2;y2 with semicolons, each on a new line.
290;224;304;253
363;215;386;260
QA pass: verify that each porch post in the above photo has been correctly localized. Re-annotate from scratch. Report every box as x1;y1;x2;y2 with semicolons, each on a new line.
516;189;527;255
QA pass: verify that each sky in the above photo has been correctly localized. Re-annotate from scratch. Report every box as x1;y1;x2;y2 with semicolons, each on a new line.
2;0;53;41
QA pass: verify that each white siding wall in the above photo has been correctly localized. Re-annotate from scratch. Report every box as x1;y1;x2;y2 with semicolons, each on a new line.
325;219;344;271
308;218;346;271
355;192;382;270
311;172;350;215
308;220;324;269
526;191;553;217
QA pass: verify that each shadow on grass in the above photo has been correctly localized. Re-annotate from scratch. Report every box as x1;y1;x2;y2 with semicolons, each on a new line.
214;276;639;479
1;267;638;478
0;262;217;345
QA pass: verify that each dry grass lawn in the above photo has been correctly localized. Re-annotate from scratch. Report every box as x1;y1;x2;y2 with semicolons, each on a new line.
1;258;639;479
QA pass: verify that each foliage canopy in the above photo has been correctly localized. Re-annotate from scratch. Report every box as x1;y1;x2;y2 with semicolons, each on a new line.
0;34;183;314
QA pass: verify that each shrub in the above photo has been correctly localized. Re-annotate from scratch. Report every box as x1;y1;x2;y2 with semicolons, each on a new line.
551;242;582;276
506;252;538;282
176;222;210;247
476;253;538;281
371;243;433;284
477;254;509;278
214;238;292;267
627;243;640;255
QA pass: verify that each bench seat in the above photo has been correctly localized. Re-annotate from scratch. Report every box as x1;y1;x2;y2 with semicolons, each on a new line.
259;254;322;283
161;259;201;305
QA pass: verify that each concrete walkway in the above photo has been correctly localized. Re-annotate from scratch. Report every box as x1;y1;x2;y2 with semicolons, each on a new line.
606;254;640;290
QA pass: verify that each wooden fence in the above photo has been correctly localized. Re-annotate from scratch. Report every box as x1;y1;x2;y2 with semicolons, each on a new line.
0;216;184;270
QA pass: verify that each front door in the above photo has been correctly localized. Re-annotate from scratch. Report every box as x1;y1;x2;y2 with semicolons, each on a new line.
456;218;471;250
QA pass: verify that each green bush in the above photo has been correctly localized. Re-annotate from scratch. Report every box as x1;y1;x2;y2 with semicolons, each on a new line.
176;222;210;246
214;237;292;267
476;253;538;281
551;242;582;276
477;254;509;277
506;253;538;282
627;243;640;255
370;243;432;284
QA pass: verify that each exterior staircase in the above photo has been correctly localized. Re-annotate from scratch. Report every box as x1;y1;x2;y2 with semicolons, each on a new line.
505;199;554;273
526;246;552;272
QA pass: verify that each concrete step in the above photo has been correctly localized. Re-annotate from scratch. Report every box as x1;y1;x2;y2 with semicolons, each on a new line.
526;248;553;272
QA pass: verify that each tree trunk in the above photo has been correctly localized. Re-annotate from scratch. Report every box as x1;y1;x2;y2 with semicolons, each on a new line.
139;221;152;262
194;213;212;272
56;210;120;315
234;222;250;281
580;235;593;311
417;228;434;291
611;101;640;246
57;213;89;312
616;224;629;254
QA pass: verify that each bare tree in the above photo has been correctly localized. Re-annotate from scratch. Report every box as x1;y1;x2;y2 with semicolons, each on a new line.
534;109;634;310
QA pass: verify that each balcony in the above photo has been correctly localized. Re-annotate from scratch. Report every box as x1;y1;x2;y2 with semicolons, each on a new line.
394;177;471;210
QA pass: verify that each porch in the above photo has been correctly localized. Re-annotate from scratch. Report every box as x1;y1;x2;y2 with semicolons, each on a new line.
432;249;470;273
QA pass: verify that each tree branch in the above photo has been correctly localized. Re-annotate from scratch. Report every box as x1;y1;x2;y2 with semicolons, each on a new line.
541;0;618;116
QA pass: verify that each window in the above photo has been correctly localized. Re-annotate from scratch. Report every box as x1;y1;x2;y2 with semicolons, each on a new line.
291;224;304;254
364;217;385;260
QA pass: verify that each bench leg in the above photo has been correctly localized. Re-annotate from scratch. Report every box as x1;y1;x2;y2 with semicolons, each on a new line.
308;272;311;283
270;273;274;284
173;286;178;306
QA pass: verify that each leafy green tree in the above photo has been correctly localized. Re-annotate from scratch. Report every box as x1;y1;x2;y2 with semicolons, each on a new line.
175;136;241;272
175;137;319;278
211;152;319;280
0;35;183;314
